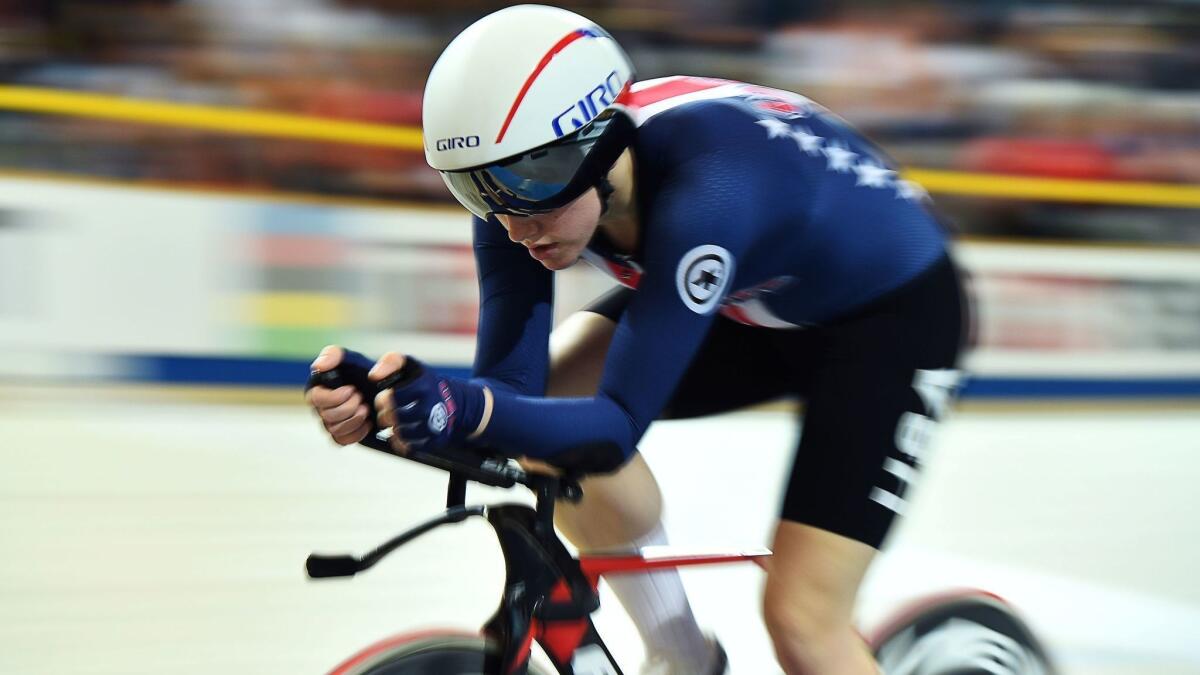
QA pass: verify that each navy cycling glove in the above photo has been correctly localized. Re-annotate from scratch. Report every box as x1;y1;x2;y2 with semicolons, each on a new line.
388;358;486;451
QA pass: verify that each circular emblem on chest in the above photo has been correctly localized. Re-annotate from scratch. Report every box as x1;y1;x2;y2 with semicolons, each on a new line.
675;245;735;314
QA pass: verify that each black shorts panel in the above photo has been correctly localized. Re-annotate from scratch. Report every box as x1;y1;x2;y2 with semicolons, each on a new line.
781;258;967;547
581;257;969;548
583;288;800;417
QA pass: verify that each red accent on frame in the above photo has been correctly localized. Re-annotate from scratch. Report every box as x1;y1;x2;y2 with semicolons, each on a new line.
549;579;573;602
507;622;539;675
496;30;590;144
578;550;769;588
539;618;590;665
328;628;478;674
536;579;593;665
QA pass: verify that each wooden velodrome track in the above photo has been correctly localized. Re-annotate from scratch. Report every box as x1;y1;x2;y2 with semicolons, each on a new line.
2;387;1198;674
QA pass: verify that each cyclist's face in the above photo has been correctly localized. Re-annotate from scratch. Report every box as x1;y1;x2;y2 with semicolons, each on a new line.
495;189;601;271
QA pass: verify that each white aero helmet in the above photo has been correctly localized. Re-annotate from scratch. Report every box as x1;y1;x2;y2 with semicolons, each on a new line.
423;4;636;219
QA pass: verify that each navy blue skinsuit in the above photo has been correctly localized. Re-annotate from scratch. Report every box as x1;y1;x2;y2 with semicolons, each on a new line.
465;78;962;544
472;79;945;450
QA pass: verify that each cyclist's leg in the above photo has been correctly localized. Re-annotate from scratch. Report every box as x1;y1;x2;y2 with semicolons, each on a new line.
535;292;714;673
539;288;789;674
764;523;878;675
539;296;664;547
543;287;794;541
762;256;968;675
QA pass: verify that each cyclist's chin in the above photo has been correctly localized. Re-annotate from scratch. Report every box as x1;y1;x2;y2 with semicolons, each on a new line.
537;245;582;270
540;256;581;271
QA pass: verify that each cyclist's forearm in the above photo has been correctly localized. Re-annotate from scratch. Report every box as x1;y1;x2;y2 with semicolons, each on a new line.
472;215;553;397
474;388;636;469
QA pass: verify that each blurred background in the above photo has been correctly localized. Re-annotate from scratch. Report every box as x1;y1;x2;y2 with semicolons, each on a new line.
0;0;1197;384
0;1;1198;674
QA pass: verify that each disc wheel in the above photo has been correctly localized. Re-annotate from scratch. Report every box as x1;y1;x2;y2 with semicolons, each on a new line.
870;592;1057;675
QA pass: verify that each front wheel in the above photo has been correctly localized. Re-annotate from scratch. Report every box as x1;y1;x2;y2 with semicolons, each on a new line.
330;633;556;675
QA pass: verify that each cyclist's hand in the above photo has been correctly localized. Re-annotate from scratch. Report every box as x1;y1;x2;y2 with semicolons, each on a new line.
373;353;480;454
306;345;373;446
371;352;410;453
517;456;564;477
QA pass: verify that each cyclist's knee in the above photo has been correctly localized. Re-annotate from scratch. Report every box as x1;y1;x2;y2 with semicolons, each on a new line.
762;579;847;648
762;615;876;675
761;520;878;674
554;452;663;551
762;587;875;674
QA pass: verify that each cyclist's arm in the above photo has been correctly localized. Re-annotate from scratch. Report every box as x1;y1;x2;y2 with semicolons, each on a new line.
472;143;763;468
470;214;554;397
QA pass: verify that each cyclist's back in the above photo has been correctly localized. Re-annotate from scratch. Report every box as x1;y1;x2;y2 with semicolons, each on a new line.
593;76;949;326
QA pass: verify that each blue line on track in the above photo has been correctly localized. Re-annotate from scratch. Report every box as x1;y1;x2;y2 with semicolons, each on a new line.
109;354;1200;399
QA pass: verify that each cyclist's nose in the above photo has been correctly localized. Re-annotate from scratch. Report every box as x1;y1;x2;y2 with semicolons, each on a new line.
506;217;541;244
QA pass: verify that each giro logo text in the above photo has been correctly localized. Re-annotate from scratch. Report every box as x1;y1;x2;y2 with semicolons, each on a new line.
434;135;480;151
552;70;623;137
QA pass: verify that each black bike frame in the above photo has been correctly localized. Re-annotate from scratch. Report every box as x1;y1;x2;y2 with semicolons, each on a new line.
306;426;630;675
306;365;760;674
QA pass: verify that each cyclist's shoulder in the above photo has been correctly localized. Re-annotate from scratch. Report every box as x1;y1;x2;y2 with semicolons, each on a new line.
628;78;769;147
628;77;844;164
625;76;820;123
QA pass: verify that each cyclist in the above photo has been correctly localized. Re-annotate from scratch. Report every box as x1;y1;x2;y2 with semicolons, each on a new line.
308;5;969;674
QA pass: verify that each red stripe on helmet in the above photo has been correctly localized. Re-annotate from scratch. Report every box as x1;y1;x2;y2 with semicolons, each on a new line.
495;30;591;144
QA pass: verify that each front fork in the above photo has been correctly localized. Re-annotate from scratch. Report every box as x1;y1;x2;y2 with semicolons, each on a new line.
482;505;623;675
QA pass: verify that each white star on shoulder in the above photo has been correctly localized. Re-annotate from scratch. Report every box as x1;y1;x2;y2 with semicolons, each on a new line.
853;160;897;188
756;118;792;139
792;126;824;155
895;179;929;201
823;141;857;173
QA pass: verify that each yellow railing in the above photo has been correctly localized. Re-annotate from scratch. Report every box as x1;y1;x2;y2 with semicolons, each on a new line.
0;85;421;149
906;169;1200;209
2;84;1198;208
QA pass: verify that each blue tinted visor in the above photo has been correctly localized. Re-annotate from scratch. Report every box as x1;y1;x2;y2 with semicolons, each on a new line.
440;114;625;219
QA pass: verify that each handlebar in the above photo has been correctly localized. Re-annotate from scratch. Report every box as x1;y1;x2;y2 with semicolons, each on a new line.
306;363;600;625
307;504;486;578
307;364;584;502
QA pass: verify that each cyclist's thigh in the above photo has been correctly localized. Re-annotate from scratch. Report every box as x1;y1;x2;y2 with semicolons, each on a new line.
781;256;968;549
554;451;664;548
547;288;662;543
548;288;625;396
